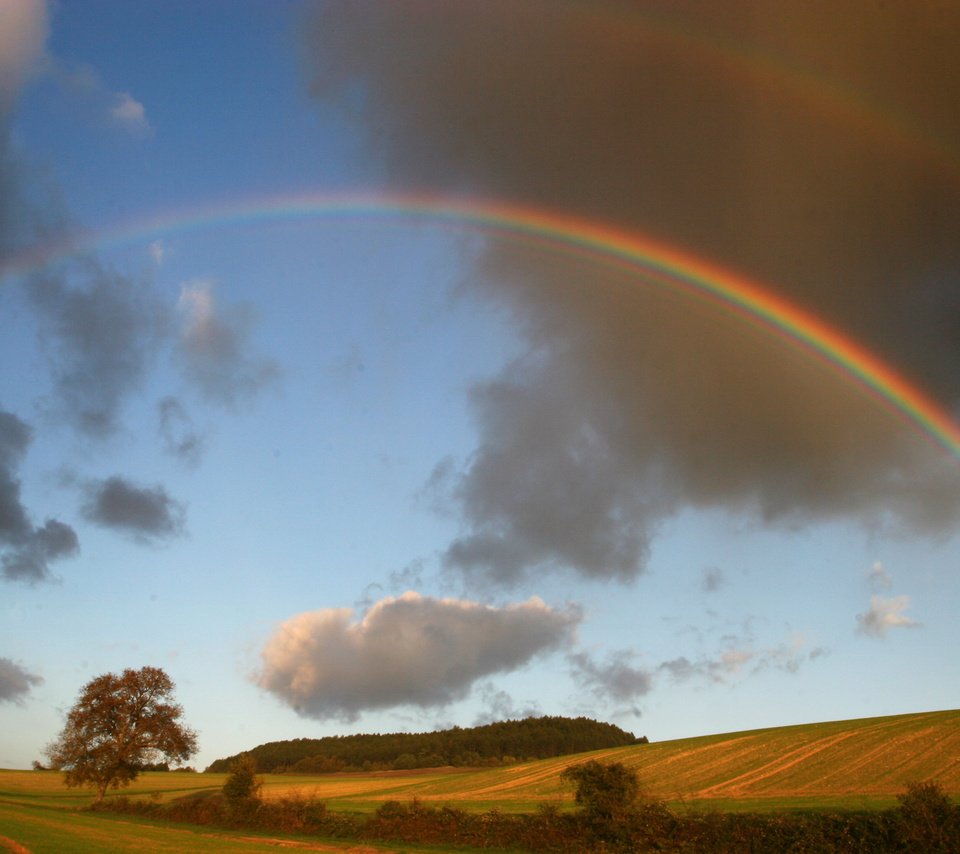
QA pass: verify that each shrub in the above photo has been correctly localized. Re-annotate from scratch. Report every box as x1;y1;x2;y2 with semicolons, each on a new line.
222;753;261;803
896;780;959;852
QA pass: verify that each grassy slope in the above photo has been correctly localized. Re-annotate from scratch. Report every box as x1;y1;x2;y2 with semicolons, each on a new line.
251;709;960;812
1;709;957;850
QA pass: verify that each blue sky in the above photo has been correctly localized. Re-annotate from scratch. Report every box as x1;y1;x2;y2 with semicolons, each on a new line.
2;0;959;772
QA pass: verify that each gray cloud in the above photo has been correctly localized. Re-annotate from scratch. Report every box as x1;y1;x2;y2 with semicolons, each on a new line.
26;263;169;438
158;396;204;465
176;280;279;408
0;410;32;542
0;657;43;704
3;518;79;583
2;5;166;442
856;595;919;638
702;567;726;593
472;683;541;726
257;592;580;721
81;475;185;542
304;1;960;585
436;356;658;585
0;410;79;583
568;650;653;704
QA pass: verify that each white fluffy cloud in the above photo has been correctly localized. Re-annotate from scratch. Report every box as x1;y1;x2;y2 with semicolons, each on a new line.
257;592;580;720
110;91;150;135
857;595;920;638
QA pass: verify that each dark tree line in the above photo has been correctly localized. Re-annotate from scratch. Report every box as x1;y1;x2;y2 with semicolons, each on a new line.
205;716;645;773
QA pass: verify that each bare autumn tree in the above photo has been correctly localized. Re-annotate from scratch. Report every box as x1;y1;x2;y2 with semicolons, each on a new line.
45;666;197;802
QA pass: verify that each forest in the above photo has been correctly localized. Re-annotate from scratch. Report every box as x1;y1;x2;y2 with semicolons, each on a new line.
205;716;645;773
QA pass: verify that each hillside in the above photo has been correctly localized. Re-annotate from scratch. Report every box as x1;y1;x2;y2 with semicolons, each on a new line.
206;715;644;773
234;709;960;811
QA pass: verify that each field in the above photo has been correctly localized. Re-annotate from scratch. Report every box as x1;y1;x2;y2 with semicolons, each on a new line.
1;709;957;851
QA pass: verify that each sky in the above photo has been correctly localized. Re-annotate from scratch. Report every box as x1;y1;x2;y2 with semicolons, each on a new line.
1;0;959;772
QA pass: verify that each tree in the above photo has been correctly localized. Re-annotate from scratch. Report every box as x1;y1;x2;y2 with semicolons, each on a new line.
45;666;197;802
561;759;640;824
222;753;261;804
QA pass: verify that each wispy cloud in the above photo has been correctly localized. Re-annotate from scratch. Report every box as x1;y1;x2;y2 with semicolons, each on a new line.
157;396;204;466
472;683;541;726
56;62;152;136
659;635;826;684
702;567;725;593
256;592;580;721
109;91;150;135
867;561;892;590
177;280;280;408
25;263;169;439
857;595;920;638
568;649;653;710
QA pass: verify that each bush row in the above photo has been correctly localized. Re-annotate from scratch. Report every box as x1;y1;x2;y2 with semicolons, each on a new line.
95;780;960;853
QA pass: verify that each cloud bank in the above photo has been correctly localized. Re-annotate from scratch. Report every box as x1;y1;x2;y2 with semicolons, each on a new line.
257;592;580;720
304;1;960;585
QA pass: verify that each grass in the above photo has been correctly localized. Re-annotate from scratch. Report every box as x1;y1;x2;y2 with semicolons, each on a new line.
1;708;957;850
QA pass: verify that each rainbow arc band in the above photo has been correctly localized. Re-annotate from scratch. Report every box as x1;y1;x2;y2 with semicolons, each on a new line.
3;191;959;462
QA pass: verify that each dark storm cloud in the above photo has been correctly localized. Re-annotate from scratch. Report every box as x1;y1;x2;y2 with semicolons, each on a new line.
176;280;279;407
0;657;43;704
256;592;580;720
81;475;185;542
435;356;657;585
0;410;79;583
304;1;960;584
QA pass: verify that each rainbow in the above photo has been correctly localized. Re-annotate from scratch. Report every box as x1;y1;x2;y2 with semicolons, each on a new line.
3;190;960;461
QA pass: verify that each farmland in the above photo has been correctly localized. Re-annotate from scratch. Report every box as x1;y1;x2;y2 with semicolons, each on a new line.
1;709;957;851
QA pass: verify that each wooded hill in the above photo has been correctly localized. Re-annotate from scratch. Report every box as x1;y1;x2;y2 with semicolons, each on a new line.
205;715;645;773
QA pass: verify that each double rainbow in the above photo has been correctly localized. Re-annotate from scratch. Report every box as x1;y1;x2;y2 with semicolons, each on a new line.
3;191;959;461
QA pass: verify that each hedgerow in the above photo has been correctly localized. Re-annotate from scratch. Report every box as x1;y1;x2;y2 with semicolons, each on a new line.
92;771;960;852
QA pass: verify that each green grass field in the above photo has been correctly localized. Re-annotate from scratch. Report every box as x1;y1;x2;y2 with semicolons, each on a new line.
1;709;957;851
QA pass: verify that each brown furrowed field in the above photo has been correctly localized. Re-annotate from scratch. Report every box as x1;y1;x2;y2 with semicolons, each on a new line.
1;709;958;851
